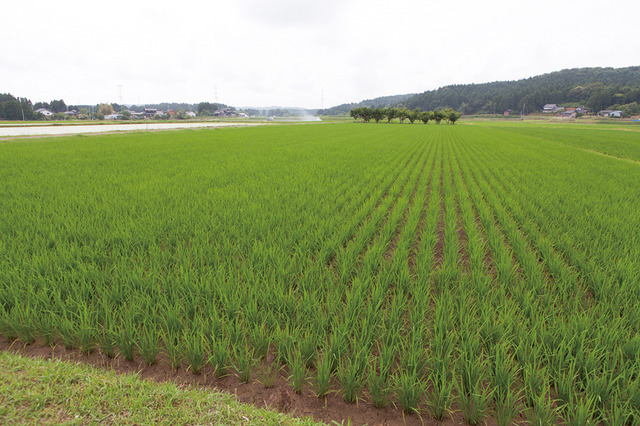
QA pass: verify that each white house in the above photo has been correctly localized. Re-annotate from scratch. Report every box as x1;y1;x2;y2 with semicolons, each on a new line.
599;110;624;118
35;108;54;117
186;111;196;118
542;104;561;113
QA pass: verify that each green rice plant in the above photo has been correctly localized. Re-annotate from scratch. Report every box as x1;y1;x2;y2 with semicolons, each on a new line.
249;323;270;360
257;361;282;389
458;387;492;426
77;309;95;355
495;389;521;426
622;336;640;364
234;346;255;383
626;377;640;424
607;403;631;426
555;365;577;407
57;314;77;350
288;349;307;394
526;392;557;425
491;342;517;404
314;352;332;399
338;353;366;404
396;369;423;415
163;330;182;370
275;324;294;365
298;331;317;368
13;306;36;344
183;331;207;375
209;337;230;378
367;363;391;408
39;312;57;347
585;371;620;421
0;306;17;341
137;325;160;366
564;396;596;426
523;362;547;408
428;365;454;420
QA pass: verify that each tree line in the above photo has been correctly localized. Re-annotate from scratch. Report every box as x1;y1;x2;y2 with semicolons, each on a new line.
350;106;461;124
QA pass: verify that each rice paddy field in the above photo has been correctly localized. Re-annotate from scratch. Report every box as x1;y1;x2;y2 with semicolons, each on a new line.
1;122;639;424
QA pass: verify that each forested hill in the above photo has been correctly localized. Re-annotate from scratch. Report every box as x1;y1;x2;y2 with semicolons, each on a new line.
316;93;415;116
319;67;640;116
405;66;640;115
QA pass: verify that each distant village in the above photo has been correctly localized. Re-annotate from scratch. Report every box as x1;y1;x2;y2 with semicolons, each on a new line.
502;104;632;119
33;106;248;120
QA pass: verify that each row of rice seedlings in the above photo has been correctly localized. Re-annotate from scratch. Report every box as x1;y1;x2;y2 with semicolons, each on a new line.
455;129;640;422
457;139;583;304
428;294;457;419
467;128;639;301
472;135;640;332
356;141;435;281
435;139;463;290
313;136;425;267
469;135;636;305
413;138;443;282
333;139;430;285
448;148;519;298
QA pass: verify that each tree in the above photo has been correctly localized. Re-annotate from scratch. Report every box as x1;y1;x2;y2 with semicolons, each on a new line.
444;108;462;124
408;107;420;124
433;110;445;124
198;102;218;115
371;107;384;123
419;111;432;124
49;99;67;113
1;99;22;120
361;107;373;122
397;107;408;123
385;107;397;123
119;110;131;120
97;103;114;116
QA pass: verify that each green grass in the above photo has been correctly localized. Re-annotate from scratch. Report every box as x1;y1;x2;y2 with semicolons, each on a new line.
0;351;318;425
1;121;640;423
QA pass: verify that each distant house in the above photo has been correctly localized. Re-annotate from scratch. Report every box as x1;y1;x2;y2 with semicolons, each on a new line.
185;111;196;118
599;110;624;118
576;107;589;114
35;108;54;117
64;110;78;117
542;104;561;113
503;109;513;116
562;110;577;119
213;107;238;117
130;111;144;119
143;108;157;118
104;113;120;120
167;110;176;117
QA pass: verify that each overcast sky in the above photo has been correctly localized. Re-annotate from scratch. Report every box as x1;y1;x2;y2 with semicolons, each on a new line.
2;0;639;109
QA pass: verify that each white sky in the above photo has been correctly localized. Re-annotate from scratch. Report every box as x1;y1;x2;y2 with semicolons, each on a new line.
2;0;639;109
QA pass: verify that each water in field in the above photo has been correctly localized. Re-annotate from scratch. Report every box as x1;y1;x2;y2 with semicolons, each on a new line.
0;122;264;137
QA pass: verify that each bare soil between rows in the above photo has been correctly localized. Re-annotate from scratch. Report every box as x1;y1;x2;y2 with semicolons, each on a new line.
0;336;479;425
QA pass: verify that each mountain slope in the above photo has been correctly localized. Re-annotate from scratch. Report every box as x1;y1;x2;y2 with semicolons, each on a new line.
316;93;415;116
320;66;640;116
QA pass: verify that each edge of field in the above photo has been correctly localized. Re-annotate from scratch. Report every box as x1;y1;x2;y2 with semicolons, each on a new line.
0;351;321;425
